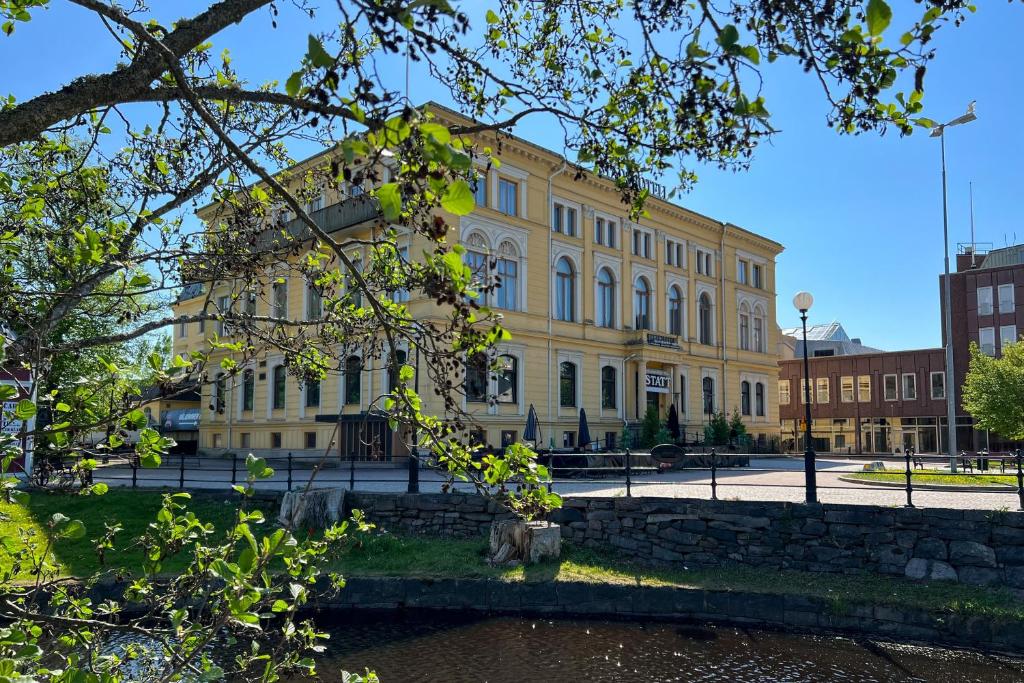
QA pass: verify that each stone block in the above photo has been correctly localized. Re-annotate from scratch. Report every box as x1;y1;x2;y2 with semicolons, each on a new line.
914;537;947;561
904;558;929;580
929;561;958;582
657;526;701;546
992;525;1024;544
959;565;1000;586
949;540;997;568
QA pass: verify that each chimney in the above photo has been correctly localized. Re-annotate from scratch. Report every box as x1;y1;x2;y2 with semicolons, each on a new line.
851;338;862;345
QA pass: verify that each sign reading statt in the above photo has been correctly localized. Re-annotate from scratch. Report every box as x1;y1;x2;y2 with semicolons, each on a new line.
645;372;671;393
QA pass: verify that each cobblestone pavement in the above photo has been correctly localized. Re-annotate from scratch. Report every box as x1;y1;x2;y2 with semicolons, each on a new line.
82;455;1022;511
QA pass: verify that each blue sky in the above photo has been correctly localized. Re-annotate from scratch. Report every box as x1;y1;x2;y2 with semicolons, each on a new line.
2;2;1020;351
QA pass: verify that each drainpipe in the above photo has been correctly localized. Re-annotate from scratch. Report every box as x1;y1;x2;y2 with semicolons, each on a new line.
720;223;728;414
546;160;567;439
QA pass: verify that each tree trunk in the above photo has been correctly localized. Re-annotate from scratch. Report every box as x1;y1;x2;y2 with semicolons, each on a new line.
488;520;561;566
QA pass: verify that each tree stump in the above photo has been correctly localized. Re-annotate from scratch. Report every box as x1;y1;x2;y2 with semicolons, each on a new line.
278;488;346;529
488;520;561;566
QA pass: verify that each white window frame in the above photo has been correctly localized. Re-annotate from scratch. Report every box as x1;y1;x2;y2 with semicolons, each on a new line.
977;286;993;316
459;217;530;313
902;372;917;401
883;374;898;401
800;378;812;405
498;177;519;217
737;258;748;285
930;371;946;400
631;226;654;259
858;375;871;403
593;211;620;248
752;263;764;289
999;283;1015;313
979;326;995;356
599;355;625;419
815;377;829;404
666;238;685;267
557;349;584;413
840;376;854;403
1000;324;1017;350
778;379;791;405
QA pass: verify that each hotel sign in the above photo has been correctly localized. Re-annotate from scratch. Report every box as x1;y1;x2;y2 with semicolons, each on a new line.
638;177;668;200
645;371;671;394
645;333;680;349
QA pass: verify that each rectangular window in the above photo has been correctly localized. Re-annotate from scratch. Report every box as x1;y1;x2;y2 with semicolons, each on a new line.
306;285;323;320
883;374;898;401
272;281;288;318
977;286;993;315
800;379;812;405
305;380;321;408
178;320;187;338
304;431;317;449
552;202;563;233
213;433;223;449
930;371;946;400
737;259;748;285
778;379;790;405
595;216;618;247
816;377;829;404
858;375;871;403
217;295;231;336
631;229;653;259
752;264;763;289
498;178;517;216
902;373;917;401
307;192;324;214
999;283;1015;313
979;327;995;356
271;432;282;449
240;433;251;449
840;376;854;403
244;292;256;316
666;239;684;267
500;430;517;448
562;431;576;448
565;206;577;237
1000;324;1017;349
695;248;713;276
473;173;487;208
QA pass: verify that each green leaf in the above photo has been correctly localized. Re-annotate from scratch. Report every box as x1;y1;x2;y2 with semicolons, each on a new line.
377;183;402;221
285;71;302;97
485;9;500;24
307;35;333;68
866;0;892;36
716;25;739;48
13;399;35;420
129;273;151;287
155;157;169;176
58;519;86;540
420;122;451;144
440;180;474;216
0;386;15;402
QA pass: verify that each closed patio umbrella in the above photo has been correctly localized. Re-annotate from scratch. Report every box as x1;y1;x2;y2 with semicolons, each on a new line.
667;404;680;441
577;407;592;452
523;403;539;443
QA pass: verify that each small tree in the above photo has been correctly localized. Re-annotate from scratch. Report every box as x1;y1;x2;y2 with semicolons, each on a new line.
962;341;1024;440
704;411;730;446
639;406;662;448
728;408;749;446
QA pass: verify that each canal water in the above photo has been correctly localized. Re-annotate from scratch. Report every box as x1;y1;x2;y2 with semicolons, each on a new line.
309;611;1024;682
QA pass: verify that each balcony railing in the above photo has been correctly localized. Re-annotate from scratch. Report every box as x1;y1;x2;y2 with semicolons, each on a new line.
626;332;681;349
257;196;381;252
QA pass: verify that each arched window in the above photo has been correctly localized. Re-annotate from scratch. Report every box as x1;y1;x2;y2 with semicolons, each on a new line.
597;267;615;328
755;382;765;417
739;303;751;351
495;241;519;310
601;366;617;409
465;233;489;303
702;376;714;415
753;306;765;353
668;285;684;336
272;366;287;410
242;369;255;412
496;355;517;404
387;349;408;394
559;361;577;407
741;380;751;416
555;257;576;322
634;276;652;330
466;353;488;403
344;356;362;405
305;379;321;408
699;293;713;345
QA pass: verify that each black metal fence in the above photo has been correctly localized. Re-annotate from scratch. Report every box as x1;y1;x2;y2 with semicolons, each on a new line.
36;447;1024;511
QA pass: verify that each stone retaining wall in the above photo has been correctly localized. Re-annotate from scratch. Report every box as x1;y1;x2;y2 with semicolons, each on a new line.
344;492;1024;587
323;576;1024;653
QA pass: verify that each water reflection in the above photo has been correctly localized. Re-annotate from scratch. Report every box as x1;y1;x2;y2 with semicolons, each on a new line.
306;611;1023;682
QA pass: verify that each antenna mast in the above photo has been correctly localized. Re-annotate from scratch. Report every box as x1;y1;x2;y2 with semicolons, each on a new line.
970;182;976;267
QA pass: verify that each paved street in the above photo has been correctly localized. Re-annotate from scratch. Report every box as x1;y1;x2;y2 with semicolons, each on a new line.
76;455;1022;511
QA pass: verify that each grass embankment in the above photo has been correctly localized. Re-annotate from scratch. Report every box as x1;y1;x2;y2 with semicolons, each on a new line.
2;490;1021;622
848;469;1019;488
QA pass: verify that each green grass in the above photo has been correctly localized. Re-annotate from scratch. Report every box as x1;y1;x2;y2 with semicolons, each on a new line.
3;490;1022;623
0;488;267;578
332;532;1024;621
847;469;1020;488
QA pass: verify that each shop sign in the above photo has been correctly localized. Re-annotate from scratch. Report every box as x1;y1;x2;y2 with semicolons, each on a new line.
646;333;680;349
645;372;671;393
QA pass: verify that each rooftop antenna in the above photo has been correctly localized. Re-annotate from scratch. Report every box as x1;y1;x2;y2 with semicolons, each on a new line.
969;182;976;267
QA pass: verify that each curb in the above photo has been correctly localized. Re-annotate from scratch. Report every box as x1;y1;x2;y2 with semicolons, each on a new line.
837;475;1016;493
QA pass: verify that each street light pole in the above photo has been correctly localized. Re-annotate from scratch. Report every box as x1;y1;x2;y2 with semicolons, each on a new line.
793;291;817;504
932;102;977;473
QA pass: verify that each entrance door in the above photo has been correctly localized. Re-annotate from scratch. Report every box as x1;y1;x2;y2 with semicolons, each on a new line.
902;431;917;454
646;391;660;414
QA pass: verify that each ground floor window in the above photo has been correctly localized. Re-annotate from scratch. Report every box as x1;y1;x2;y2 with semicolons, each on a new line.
271;432;282;449
500;430;517;448
305;431;317;449
562;431;576;448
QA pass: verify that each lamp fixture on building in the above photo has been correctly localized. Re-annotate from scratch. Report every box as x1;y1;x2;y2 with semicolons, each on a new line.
793;291;817;504
932;102;977;473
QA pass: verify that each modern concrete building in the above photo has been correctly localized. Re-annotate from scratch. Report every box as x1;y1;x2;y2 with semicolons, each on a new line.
173;103;784;460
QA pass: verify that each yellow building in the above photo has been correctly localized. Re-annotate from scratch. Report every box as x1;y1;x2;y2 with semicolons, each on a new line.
173;103;784;459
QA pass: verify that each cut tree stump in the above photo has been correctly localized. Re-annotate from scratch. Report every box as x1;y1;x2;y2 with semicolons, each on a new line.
488;520;561;566
278;488;346;529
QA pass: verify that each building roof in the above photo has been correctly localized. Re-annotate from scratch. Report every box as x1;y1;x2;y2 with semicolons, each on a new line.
176;283;204;302
779;321;882;357
980;244;1024;270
